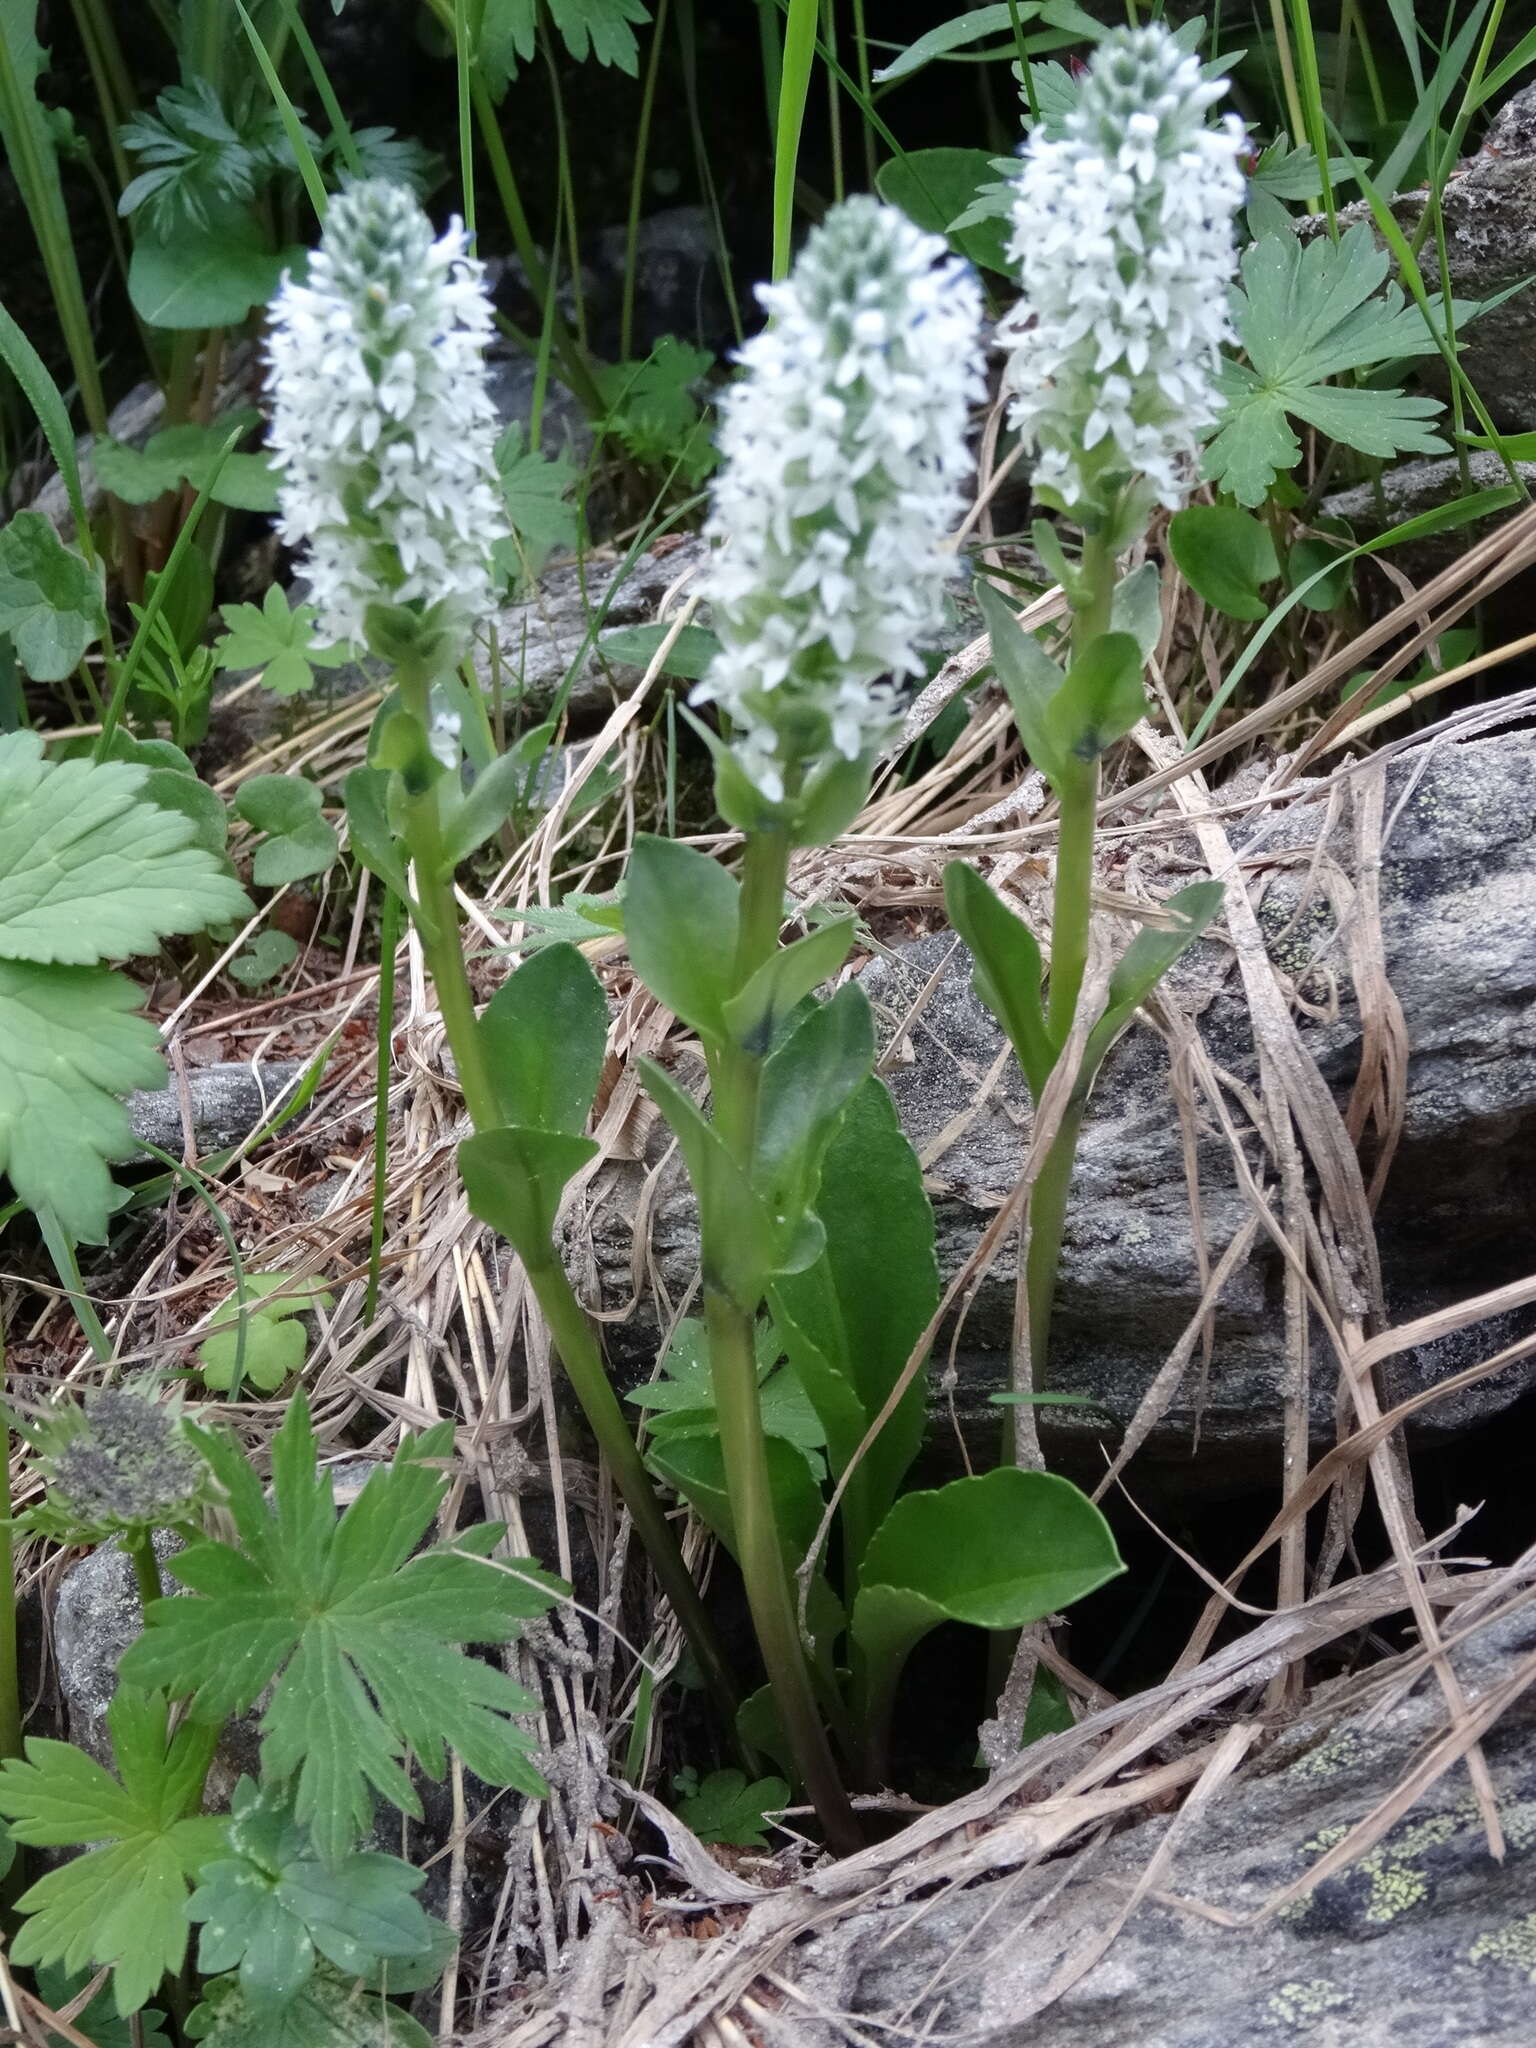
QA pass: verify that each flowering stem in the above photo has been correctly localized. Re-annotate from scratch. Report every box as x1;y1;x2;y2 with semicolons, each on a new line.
390;661;741;1739
1022;530;1117;1401
707;829;863;1854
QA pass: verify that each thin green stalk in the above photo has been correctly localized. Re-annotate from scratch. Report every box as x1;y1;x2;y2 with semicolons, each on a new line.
1021;1098;1087;1389
390;662;741;1736
0;1323;21;1764
67;0;135;189
706;829;863;1853
849;0;878;185
527;1251;741;1732
1286;0;1337;233
620;0;672;363
704;1289;861;1851
453;0;476;238
1263;0;1308;153
821;0;844;205
364;886;402;1327
465;73;606;417
772;0;821;280
38;1209;112;1363
1044;763;1098;1052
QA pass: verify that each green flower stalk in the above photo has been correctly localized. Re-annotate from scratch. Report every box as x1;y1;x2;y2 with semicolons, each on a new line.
630;198;984;1847
950;26;1242;1407
270;182;739;1733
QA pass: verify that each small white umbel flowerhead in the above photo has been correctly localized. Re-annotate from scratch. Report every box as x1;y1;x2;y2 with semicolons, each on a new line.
694;196;984;823
265;180;507;652
999;25;1246;529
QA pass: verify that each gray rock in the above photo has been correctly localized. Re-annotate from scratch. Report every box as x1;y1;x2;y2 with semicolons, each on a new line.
478;533;708;725
490;204;733;363
589;725;1536;1490
779;1604;1536;2046
1301;82;1536;431
124;1061;305;1163
1322;451;1536;552
53;1530;188;1768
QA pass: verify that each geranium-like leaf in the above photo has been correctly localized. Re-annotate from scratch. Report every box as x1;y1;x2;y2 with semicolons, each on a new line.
0;732;250;964
0;1688;225;2016
215;584;350;696
1205;224;1463;506
189;1779;436;2014
0;958;169;1242
120;1393;565;1864
0;512;103;681
672;1768;789;1848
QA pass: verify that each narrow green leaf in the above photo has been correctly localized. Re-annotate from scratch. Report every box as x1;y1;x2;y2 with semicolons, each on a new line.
1042;630;1145;763
624;834;740;1042
770;1081;938;1575
477;942;609;1136
459;1125;599;1260
0;300;93;550
753;983;875;1229
944;861;1053;1100
975;578;1066;782
1078;880;1225;1088
722;913;856;1053
343;767;411;904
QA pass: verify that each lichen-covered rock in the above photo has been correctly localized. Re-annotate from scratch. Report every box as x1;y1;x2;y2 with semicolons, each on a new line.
588;725;1536;1490
778;1605;1536;2046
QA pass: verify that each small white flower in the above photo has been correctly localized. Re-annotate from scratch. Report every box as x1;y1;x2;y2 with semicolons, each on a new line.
265;180;508;649
998;25;1246;520
694;196;985;807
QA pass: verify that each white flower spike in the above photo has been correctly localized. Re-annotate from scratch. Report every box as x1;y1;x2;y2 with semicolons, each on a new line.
265;180;507;649
998;25;1246;521
695;196;985;808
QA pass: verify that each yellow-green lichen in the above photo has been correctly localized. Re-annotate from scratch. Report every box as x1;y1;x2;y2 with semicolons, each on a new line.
1288;1731;1363;1784
1470;1912;1536;1982
1267;1978;1350;2027
1290;1808;1464;1926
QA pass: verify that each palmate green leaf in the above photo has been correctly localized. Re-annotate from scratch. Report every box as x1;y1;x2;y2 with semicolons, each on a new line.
188;1966;432;2047
627;1317;826;1461
480;0;651;91
672;1767;789;1848
119;1393;565;1865
0;957;169;1242
1205;224;1461;506
198;1273;334;1396
96;417;281;515
189;1779;436;2014
490;425;580;586
0;731;250;964
215;584;351;697
0;1688;225;2016
34;1964;170;2047
0;512;103;681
